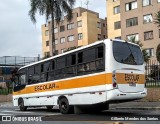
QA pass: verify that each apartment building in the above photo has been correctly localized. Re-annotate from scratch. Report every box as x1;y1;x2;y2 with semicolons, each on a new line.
107;0;160;60
42;7;107;57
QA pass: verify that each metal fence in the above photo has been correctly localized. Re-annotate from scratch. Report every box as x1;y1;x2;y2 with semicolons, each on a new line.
0;56;39;67
145;60;160;87
0;56;40;91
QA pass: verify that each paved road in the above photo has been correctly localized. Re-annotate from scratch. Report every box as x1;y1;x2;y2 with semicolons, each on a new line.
0;103;160;122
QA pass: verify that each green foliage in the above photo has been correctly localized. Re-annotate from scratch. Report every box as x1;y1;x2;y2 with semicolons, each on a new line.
156;44;160;63
28;0;75;24
0;88;12;95
154;10;160;28
28;0;75;55
127;36;150;62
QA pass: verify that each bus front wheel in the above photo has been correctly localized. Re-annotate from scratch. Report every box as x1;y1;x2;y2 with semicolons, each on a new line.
59;98;74;114
18;98;27;111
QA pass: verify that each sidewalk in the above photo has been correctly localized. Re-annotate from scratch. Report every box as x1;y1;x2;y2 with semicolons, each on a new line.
0;101;13;107
110;101;160;110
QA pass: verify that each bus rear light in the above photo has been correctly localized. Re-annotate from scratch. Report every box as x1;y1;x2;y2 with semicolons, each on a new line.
112;72;118;88
113;82;117;88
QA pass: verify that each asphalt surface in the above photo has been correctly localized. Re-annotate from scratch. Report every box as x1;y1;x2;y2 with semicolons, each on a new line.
0;101;160;123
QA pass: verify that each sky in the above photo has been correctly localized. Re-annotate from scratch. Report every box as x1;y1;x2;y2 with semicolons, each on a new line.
0;0;106;58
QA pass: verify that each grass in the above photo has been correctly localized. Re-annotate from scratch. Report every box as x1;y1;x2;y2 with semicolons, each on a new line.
0;88;12;95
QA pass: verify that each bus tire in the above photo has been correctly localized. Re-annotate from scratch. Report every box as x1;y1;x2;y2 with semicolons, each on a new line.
19;98;27;111
59;98;74;114
46;106;53;110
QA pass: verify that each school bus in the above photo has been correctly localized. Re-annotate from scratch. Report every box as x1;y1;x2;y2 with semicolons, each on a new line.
12;39;147;114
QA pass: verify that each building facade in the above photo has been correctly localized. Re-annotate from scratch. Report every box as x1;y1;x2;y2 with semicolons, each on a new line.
42;7;107;57
107;0;160;60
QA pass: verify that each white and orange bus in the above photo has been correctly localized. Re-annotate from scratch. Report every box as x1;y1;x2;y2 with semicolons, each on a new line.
12;39;147;114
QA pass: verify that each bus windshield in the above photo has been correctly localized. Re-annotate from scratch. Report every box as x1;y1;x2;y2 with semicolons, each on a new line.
113;41;144;65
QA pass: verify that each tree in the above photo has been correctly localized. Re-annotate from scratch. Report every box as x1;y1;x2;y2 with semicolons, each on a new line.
154;10;160;27
127;36;150;62
28;0;75;56
154;10;160;62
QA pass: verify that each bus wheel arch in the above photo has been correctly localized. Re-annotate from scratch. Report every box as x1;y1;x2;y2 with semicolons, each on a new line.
18;98;27;111
58;96;74;114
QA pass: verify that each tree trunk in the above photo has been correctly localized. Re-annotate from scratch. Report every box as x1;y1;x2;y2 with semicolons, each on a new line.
51;11;56;56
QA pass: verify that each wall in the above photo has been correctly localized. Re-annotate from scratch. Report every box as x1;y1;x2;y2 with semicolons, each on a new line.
41;24;50;57
0;94;12;102
120;0;160;61
107;0;121;39
141;88;160;102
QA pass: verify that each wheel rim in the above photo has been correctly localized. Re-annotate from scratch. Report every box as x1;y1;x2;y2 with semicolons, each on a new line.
61;102;68;111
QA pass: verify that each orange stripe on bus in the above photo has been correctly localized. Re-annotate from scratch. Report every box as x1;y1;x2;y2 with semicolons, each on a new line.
13;73;112;96
13;73;145;96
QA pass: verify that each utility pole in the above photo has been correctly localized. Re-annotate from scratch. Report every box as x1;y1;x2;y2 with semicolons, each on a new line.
84;0;90;9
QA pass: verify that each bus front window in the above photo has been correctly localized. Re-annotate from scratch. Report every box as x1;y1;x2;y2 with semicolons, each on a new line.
113;41;144;65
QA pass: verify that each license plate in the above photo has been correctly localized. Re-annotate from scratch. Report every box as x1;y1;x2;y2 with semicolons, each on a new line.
129;82;136;87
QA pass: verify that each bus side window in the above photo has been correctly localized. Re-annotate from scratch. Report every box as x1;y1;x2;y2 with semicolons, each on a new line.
52;60;55;70
78;52;83;63
71;54;76;65
55;57;66;80
41;64;44;73
65;54;76;78
97;46;104;58
19;69;26;85
96;45;105;71
19;74;26;85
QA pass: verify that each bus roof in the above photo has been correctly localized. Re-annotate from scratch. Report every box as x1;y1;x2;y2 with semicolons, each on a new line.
19;39;138;70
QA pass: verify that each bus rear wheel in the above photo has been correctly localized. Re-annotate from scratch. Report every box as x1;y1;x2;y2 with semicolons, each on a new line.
19;99;27;111
59;98;74;114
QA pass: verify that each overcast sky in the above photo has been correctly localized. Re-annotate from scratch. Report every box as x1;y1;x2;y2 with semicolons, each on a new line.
0;0;106;57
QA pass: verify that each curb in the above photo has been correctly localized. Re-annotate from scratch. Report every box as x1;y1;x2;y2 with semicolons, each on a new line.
114;107;160;110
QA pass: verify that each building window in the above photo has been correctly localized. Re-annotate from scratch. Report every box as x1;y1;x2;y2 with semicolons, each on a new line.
127;34;139;41
114;21;121;29
126;1;137;11
60;37;65;44
67;23;74;30
60;25;65;32
45;52;50;57
114;6;120;14
55;39;58;45
103;35;106;39
144;31;153;40
113;0;117;2
78;33;83;40
68;35;75;42
45;30;49;36
158;0;160;2
97;22;101;28
46;41;49;46
143;0;152;6
98;34;101;40
143;14;153;24
126;17;138;27
77;21;82;27
146;48;154;57
61;49;66;54
115;36;121;39
54;27;58;33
